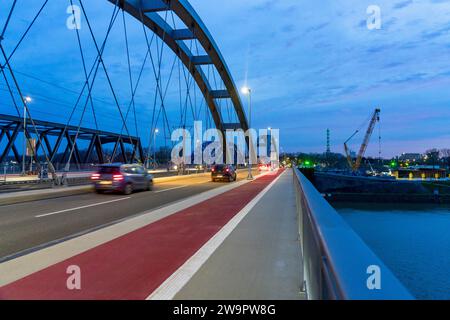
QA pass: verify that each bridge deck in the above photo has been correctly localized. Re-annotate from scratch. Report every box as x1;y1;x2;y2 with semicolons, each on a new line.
174;169;304;300
0;169;304;300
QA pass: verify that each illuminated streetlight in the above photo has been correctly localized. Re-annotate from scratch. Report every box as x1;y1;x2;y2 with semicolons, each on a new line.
153;128;159;169
22;96;32;175
241;86;251;95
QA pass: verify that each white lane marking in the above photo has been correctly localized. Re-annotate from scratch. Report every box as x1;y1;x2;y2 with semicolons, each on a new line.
153;185;188;193
153;179;212;193
35;197;131;218
146;170;286;300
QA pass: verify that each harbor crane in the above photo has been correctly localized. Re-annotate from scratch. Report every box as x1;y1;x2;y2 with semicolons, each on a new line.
344;108;381;172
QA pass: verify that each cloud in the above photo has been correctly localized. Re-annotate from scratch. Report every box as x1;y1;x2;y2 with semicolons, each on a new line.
383;62;403;69
421;24;450;40
393;0;413;9
304;22;330;33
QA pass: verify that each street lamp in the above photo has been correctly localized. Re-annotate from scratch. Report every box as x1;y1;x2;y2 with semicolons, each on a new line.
241;86;253;180
268;127;273;171
22;96;32;176
153;128;159;169
241;86;251;95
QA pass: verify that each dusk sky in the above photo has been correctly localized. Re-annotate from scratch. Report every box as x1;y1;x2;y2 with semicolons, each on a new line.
1;0;450;158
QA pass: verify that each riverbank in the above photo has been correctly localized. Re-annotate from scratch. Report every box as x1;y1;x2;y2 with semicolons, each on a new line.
314;172;450;203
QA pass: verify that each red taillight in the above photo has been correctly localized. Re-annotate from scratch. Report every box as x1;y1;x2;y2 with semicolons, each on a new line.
91;173;100;180
225;168;230;172
211;168;215;172
113;174;124;181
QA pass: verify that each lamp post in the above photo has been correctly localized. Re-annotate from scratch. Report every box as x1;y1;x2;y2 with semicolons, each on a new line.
22;96;31;176
268;127;273;171
153;128;159;169
241;86;253;180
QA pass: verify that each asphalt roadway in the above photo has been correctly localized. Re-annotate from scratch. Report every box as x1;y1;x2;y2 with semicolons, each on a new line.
0;169;259;262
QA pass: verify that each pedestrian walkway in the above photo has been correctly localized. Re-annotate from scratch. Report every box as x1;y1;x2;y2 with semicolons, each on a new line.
174;169;304;300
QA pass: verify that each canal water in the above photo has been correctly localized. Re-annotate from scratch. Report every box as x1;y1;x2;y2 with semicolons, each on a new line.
334;202;450;300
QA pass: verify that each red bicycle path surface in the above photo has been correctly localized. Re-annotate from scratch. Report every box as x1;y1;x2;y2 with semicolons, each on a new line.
0;169;283;300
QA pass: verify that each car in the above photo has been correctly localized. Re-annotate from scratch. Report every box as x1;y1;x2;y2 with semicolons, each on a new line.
92;164;153;195
258;163;271;171
211;164;237;182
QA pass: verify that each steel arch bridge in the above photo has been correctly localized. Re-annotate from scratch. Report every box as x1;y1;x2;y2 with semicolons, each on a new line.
0;0;248;174
113;0;249;133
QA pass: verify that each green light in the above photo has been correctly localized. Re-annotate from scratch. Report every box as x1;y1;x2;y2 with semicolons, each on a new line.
304;160;311;166
390;161;396;167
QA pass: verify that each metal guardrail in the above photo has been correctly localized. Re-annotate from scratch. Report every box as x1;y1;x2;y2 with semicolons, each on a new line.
293;168;414;300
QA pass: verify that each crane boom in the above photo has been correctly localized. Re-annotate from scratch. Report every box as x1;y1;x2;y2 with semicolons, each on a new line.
344;108;380;172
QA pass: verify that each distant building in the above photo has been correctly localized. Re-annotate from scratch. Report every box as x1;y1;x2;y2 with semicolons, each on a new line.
394;165;447;179
398;153;422;163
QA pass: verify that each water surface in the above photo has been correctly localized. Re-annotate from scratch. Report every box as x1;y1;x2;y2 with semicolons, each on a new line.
334;202;450;300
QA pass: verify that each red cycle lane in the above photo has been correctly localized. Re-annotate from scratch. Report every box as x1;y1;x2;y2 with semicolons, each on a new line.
0;170;283;300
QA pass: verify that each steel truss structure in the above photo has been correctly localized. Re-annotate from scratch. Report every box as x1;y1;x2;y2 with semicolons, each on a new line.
0;0;249;177
0;114;144;168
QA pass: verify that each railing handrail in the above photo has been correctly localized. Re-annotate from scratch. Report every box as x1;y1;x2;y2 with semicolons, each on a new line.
294;168;414;300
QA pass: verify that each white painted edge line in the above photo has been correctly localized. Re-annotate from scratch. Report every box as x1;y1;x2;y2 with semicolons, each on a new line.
35;181;208;217
0;171;270;287
146;170;286;300
35;181;207;218
153;173;209;183
153;180;208;193
35;197;131;218
153;186;188;194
